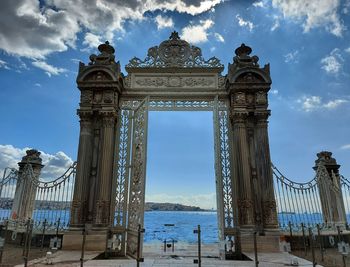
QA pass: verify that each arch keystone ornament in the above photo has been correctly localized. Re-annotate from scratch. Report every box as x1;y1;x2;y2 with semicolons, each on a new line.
63;34;280;257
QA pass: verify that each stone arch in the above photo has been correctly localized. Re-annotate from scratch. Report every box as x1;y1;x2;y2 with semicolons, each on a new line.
77;67;117;82
230;68;271;83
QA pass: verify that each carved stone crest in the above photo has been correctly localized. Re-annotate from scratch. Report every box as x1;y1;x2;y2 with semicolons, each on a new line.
256;91;267;104
134;76;215;88
234;92;246;104
126;31;223;69
81;90;93;104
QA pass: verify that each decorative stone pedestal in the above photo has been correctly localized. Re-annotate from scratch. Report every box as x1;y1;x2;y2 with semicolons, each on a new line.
62;230;107;251
241;234;280;252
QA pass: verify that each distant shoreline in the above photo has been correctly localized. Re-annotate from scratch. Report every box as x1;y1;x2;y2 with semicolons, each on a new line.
145;202;215;212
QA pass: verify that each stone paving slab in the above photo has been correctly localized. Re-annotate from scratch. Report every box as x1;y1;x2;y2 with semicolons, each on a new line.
14;250;323;267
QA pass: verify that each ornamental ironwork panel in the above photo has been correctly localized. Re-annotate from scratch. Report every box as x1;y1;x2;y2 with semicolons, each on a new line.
126;31;223;69
114;109;132;227
126;97;149;259
213;99;234;238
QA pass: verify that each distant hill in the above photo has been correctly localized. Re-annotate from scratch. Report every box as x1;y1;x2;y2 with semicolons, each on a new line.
145;202;206;211
0;198;207;212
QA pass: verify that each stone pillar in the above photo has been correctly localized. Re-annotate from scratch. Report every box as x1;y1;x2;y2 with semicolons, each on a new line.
11;149;44;220
314;151;346;227
93;114;117;226
231;112;254;228
226;44;278;234
254;112;278;230
70;112;93;228
64;41;123;251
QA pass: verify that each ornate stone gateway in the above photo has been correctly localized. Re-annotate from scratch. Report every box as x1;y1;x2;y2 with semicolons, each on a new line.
64;32;279;257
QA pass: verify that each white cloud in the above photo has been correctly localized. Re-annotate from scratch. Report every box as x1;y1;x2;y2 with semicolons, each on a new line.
236;14;254;31
0;59;10;70
321;48;344;75
253;1;265;8
34;83;41;87
272;0;345;37
146;193;216;209
210;46;216;52
284;50;299;63
270;89;279;95
343;0;350;14
323;99;348;109
0;0;223;59
341;144;350;150
0;145;73;180
155;15;174;30
82;32;103;50
214;32;225;42
271;18;280;31
32;60;67;77
297;95;348;112
181;19;214;44
345;47;350;53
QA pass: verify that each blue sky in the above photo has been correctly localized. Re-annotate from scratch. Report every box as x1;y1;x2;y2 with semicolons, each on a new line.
0;0;349;208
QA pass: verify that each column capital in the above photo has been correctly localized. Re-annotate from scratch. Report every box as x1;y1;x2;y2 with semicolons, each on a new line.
230;111;249;124
102;116;116;128
77;110;93;119
254;110;271;124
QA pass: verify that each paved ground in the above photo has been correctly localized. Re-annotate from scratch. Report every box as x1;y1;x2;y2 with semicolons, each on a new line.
12;244;322;267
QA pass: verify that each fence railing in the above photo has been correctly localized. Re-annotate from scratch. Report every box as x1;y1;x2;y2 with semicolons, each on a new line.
1;159;349;234
0;162;76;231
273;162;350;232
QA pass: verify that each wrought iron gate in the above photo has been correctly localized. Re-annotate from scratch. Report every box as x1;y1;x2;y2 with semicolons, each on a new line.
113;98;149;258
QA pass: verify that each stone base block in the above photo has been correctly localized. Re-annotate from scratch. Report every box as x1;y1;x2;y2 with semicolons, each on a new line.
62;231;107;251
241;234;280;252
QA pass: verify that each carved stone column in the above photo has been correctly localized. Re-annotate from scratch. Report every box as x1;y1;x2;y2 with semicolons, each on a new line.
93;114;116;226
70;112;93;228
314;151;346;227
254;112;278;230
226;43;278;234
67;41;123;237
231;112;255;228
11;149;44;220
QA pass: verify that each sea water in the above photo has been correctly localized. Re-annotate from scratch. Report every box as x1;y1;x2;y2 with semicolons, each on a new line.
144;211;218;244
1;209;349;243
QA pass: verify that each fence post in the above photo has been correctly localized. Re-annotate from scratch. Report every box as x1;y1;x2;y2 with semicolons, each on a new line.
0;220;8;263
40;219;47;251
308;227;316;267
301;223;307;256
80;225;86;267
136;224;145;267
253;231;259;267
11;150;44;221
288;221;293;250
23;219;33;267
314;152;347;227
193;225;201;267
316;224;324;262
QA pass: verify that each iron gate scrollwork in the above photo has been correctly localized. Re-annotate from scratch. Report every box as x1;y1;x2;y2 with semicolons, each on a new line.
213;97;235;254
126;97;149;259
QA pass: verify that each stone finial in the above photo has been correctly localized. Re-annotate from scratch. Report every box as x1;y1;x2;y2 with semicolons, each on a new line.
169;31;180;40
313;151;340;174
315;151;337;165
98;41;115;55
233;43;259;68
20;149;42;165
89;41;116;65
235;43;252;56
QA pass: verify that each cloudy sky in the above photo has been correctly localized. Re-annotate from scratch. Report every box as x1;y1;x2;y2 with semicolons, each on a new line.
0;0;349;209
